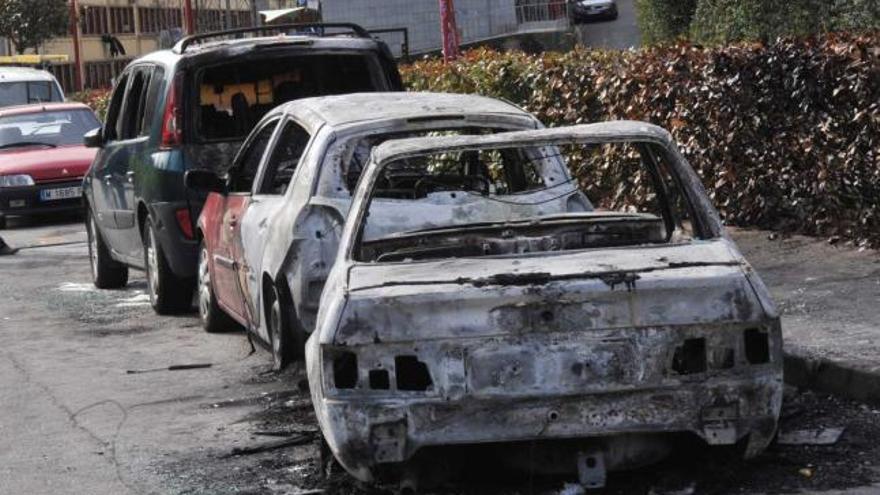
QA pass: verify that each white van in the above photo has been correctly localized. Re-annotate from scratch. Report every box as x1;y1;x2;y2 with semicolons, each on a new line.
0;67;65;107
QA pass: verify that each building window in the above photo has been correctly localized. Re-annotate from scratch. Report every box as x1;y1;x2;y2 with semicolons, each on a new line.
108;7;135;34
81;6;108;35
139;7;183;34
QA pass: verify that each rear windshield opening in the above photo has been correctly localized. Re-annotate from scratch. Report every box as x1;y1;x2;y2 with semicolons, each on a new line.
197;54;382;141
356;141;702;263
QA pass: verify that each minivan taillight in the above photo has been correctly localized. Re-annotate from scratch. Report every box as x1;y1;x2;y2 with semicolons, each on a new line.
160;73;183;149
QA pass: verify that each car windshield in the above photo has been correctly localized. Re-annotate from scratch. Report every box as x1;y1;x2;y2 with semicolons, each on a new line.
0;81;63;107
0;109;101;148
197;53;384;141
355;139;701;263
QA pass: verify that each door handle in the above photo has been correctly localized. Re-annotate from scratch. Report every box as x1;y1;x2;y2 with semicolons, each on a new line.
126;171;136;183
102;174;112;183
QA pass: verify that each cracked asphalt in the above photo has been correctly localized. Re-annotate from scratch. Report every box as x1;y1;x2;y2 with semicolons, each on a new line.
1;215;880;495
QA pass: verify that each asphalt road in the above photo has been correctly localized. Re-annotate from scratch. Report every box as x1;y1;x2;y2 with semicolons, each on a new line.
574;0;642;50
2;216;880;494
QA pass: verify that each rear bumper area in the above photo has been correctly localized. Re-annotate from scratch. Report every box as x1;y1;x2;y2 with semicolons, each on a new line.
0;180;83;217
150;201;199;279
317;323;783;481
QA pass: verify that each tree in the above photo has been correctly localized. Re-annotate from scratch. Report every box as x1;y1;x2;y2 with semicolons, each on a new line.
0;0;69;55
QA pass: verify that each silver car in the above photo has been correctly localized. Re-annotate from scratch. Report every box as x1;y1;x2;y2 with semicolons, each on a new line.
192;92;545;368
308;122;783;489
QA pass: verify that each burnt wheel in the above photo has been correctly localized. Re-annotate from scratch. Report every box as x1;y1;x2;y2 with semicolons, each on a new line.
143;217;195;314
87;209;128;289
265;282;305;370
197;241;239;332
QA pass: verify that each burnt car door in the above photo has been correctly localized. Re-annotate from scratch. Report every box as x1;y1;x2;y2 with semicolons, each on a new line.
239;117;313;336
213;117;280;324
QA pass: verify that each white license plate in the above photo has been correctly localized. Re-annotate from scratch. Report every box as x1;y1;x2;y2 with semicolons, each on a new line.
40;186;82;201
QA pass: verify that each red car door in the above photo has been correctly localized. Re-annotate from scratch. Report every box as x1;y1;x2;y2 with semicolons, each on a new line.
212;194;250;322
208;119;280;326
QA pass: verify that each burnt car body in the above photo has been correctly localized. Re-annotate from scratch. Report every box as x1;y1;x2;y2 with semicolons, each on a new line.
190;92;543;369
82;23;402;311
307;122;783;488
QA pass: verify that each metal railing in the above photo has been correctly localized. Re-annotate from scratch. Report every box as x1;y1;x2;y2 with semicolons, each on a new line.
515;0;570;24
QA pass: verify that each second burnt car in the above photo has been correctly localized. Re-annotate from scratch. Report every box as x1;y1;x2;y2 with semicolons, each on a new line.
307;122;783;489
189;92;544;368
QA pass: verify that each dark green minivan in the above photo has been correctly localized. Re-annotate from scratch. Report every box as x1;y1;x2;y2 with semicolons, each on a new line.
83;24;403;314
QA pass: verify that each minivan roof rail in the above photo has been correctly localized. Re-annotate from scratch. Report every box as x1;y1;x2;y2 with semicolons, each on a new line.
173;23;371;54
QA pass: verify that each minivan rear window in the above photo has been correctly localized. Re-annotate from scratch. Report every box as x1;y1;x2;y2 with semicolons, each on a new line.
197;53;383;141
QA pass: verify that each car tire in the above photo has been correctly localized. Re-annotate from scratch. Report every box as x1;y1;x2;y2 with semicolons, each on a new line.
87;209;128;289
0;214;6;230
197;242;239;333
265;282;305;370
143;217;195;314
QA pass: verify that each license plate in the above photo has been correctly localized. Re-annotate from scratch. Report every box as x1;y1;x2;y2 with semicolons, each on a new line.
40;186;82;202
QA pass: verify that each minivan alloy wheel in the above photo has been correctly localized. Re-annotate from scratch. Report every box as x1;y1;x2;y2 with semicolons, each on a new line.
88;215;99;281
86;209;128;289
145;225;160;304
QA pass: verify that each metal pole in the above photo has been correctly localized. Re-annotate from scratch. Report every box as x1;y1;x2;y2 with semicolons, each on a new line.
439;0;461;62
251;0;260;27
184;0;195;35
69;0;83;91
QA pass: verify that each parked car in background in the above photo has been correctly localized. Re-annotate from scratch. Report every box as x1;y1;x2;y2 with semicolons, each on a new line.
308;122;783;489
569;0;618;22
188;92;543;369
0;103;100;229
0;67;66;107
82;23;403;312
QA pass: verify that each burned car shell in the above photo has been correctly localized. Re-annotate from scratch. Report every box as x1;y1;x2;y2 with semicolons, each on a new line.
198;93;542;346
307;121;783;483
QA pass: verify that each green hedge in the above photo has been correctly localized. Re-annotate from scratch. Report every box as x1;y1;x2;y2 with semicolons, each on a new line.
638;0;880;44
402;32;880;247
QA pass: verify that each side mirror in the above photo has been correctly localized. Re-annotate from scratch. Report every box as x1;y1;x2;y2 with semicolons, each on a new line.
185;169;226;194
83;127;104;148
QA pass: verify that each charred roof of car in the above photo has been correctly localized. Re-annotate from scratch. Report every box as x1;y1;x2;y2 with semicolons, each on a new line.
276;92;535;128
370;121;675;164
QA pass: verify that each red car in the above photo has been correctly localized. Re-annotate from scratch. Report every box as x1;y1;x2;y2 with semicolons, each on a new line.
0;103;100;229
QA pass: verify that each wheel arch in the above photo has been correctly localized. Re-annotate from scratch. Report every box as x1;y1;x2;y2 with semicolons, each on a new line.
136;201;150;240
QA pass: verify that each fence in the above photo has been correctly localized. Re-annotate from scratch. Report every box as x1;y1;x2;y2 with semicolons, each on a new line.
515;0;570;26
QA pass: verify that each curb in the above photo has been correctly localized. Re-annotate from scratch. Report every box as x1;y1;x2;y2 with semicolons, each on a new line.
784;351;880;404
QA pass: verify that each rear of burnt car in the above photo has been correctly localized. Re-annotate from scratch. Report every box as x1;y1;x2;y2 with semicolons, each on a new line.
307;123;783;485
